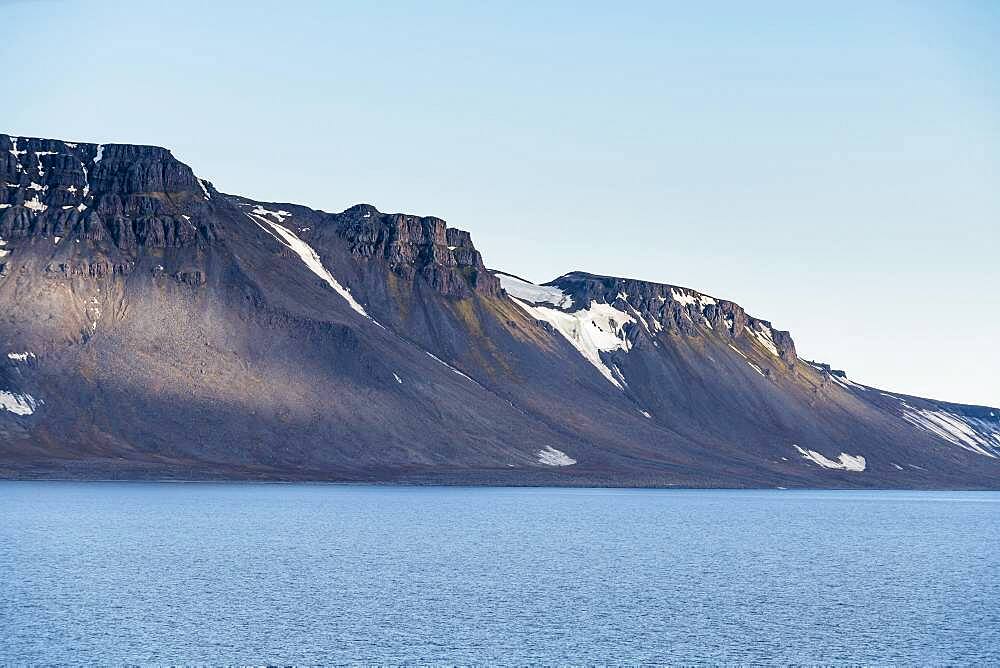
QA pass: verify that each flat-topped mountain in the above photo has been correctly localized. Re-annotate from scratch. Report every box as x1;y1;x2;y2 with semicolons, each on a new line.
2;133;997;487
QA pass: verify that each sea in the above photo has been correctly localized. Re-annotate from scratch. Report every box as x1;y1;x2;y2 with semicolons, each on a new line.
2;482;998;664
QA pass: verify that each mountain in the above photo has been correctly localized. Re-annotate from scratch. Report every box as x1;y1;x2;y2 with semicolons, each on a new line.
1;133;998;487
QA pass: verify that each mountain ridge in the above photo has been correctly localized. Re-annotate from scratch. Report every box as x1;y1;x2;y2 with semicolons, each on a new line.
2;132;998;487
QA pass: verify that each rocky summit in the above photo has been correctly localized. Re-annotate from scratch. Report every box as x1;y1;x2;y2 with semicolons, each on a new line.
1;132;998;487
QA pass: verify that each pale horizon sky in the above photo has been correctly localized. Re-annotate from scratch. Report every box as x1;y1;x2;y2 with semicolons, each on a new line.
4;1;998;406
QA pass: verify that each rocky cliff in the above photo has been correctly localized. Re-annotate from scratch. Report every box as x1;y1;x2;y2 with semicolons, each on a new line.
2;133;998;488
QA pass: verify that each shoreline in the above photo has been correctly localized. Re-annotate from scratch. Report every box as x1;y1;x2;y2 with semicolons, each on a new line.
2;477;999;492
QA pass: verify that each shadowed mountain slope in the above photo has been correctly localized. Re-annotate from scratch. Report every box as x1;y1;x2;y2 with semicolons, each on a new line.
2;133;997;487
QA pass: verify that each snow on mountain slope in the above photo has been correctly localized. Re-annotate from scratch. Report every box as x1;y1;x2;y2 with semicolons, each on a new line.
498;272;637;388
804;362;1000;460
537;446;576;466
2;132;999;488
243;205;373;320
892;400;1000;459
496;271;574;308
793;445;866;472
0;390;38;416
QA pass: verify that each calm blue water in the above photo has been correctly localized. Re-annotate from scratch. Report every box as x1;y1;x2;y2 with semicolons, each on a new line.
1;483;998;665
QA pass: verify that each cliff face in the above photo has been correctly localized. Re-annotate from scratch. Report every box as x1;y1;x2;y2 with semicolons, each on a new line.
1;132;998;488
1;136;218;252
0;135;223;285
332;204;500;298
549;271;797;362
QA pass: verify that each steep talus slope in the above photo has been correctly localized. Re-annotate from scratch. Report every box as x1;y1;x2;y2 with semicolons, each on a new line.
498;271;1000;486
0;134;576;480
2;133;998;487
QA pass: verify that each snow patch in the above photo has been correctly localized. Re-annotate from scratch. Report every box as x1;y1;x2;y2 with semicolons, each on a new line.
511;296;634;389
670;288;716;308
392;372;403;384
425;352;477;384
7;352;35;362
537;445;576;466
35;152;56;176
24;196;47;213
899;404;1000;458
8;138;25;158
498;273;573;308
0;391;38;416
246;212;371;320
86;296;101;332
93;145;104;164
251;205;292;223
748;323;779;357
792;444;866;472
198;178;211;200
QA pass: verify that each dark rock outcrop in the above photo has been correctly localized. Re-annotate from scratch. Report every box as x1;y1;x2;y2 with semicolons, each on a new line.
549;271;797;361
0;135;220;256
335;204;500;298
2;132;998;489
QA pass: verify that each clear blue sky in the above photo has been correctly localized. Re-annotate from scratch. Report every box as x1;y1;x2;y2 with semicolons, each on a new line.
4;1;998;406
